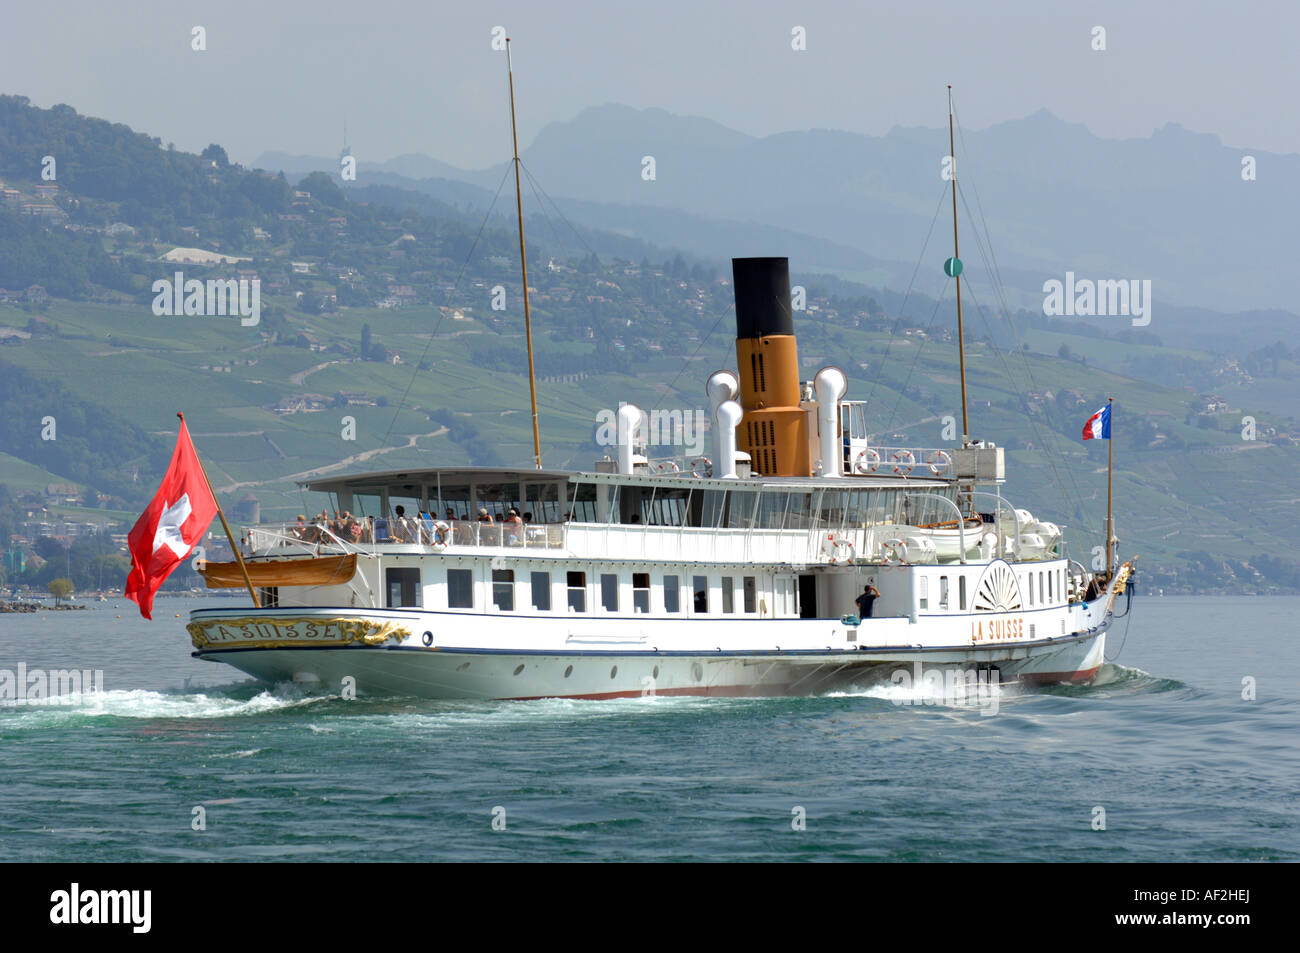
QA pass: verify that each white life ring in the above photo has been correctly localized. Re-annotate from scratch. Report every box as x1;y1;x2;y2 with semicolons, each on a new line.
690;456;712;478
882;537;909;565
892;449;916;476
821;533;855;565
429;521;451;551
925;449;952;476
656;460;681;474
854;448;881;474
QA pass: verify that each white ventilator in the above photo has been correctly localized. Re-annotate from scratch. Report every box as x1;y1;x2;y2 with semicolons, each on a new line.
706;370;740;471
617;404;642;475
716;400;743;479
814;365;847;477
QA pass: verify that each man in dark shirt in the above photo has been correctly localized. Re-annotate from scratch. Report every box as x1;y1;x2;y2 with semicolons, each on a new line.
855;580;880;619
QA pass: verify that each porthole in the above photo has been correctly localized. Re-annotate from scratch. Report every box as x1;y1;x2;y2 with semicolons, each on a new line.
610;665;618;679
456;662;470;672
513;664;525;676
421;631;434;646
564;665;573;678
691;662;703;681
652;665;660;679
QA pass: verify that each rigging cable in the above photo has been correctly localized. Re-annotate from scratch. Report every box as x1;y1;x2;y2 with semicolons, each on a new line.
863;183;951;413
519;159;735;402
950;102;1091;528
380;162;516;449
880;278;951;435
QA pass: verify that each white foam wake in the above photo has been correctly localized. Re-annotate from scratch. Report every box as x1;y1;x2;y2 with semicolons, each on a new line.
1;686;330;723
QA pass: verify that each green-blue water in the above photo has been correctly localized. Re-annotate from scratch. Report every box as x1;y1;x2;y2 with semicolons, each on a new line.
2;595;1296;861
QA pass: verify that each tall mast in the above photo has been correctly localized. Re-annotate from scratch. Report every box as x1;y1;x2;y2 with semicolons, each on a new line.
507;37;543;469
947;86;970;444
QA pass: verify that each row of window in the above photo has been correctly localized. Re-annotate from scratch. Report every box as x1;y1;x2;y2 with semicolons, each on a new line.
914;566;1066;612
918;574;968;611
393;567;774;615
1022;567;1063;607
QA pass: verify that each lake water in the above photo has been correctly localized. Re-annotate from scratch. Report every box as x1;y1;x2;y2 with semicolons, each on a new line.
1;595;1296;861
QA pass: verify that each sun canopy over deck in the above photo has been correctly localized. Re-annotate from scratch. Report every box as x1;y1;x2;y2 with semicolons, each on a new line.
293;464;960;533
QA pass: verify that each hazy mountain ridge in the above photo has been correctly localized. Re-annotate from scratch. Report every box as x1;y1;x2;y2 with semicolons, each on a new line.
255;103;1300;322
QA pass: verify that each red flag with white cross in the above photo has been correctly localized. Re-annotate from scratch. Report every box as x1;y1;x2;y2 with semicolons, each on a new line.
124;418;217;619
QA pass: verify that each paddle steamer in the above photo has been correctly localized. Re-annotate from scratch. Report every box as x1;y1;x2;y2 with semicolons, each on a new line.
187;255;1132;700
187;75;1132;700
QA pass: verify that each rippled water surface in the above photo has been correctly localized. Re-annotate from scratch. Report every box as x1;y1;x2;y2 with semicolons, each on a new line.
2;595;1296;861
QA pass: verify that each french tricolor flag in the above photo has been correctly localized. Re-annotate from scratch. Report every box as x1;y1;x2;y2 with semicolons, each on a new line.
1082;404;1111;440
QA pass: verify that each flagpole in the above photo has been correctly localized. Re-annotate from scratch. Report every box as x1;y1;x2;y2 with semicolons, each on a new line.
178;412;261;608
1106;397;1114;577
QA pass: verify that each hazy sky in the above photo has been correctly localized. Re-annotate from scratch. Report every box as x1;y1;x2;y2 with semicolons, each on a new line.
3;0;1295;168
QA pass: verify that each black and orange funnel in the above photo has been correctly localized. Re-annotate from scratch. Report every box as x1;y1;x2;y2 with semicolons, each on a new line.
732;257;809;477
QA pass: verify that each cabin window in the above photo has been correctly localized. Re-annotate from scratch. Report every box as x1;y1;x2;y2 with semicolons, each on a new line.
743;576;757;613
600;573;619;612
492;569;514;611
567;571;586;612
959;575;967;611
632;573;650;614
693;575;709;613
1040;572;1045;604
939;575;949;610
258;586;279;608
754;491;789;531
721;576;735;613
439;485;472;522
698;490;728;529
784;492;814;530
446;568;472;609
1027;573;1034;606
919;576;929;610
648;488;691;527
851;403;866;439
525;482;563;524
531;571;551;611
386;568;421;608
567;482;598;522
663;574;681;613
779;577;795;615
726;491;757;529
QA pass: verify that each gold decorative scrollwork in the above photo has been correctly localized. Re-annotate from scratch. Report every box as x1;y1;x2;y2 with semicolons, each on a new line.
186;616;412;650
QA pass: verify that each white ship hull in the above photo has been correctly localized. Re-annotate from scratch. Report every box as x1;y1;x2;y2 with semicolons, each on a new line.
189;600;1111;701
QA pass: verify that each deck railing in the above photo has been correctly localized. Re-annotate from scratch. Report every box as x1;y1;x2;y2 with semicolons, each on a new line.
246;519;566;555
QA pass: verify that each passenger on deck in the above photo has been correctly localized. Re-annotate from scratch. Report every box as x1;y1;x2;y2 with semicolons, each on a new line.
505;507;524;545
855;580;881;620
477;508;494;523
392;505;409;542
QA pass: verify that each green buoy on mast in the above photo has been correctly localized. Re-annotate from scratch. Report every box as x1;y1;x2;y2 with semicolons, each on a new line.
943;256;962;278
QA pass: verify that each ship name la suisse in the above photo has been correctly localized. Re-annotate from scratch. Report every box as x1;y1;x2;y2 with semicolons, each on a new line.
970;617;1025;642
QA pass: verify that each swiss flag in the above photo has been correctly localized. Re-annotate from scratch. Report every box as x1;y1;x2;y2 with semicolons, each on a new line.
124;418;218;619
